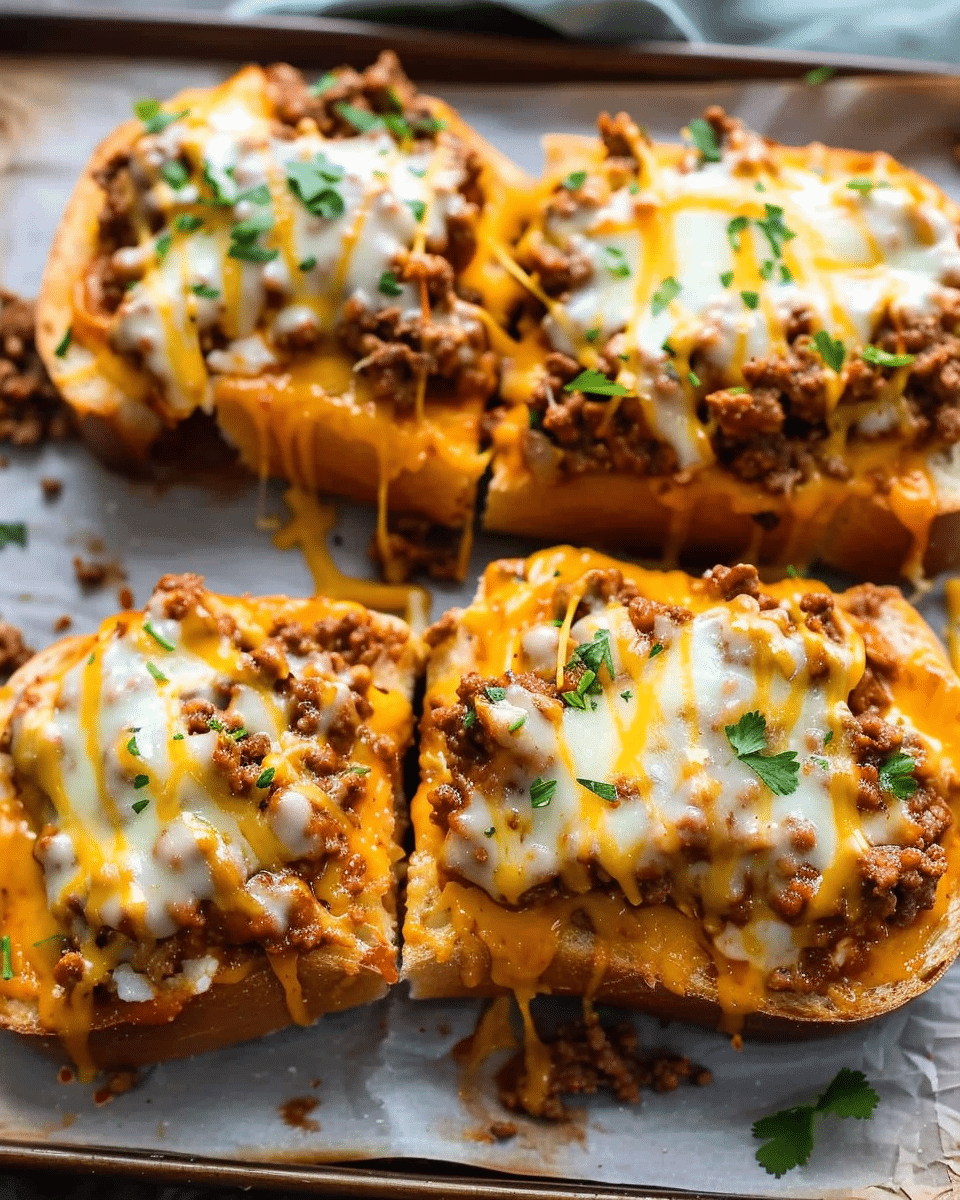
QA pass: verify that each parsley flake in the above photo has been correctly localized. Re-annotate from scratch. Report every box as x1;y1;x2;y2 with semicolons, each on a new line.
649;642;664;658
286;153;345;219
755;203;795;258
727;386;747;395
132;797;150;815
759;259;775;281
725;710;800;796
406;199;426;222
585;327;601;343
727;215;750;251
530;777;557;808
878;751;917;799
562;170;587;190
508;713;527;733
155;233;172;261
1;935;13;981
135;99;189;135
824;730;834;745
378;270;403;297
133;774;149;789
780;263;794;283
688;370;701;388
651;276;681;316
126;734;140;757
813;329;845;372
174;214;204;233
145;661;168;684
661;339;676;356
310;71;338;95
687;116;722;163
620;689;633;701
464;710;477;728
299;257;317;272
54;327;72;357
0;524;26;549
349;765;371;776
255;767;276;789
334;102;384;134
741;290;760;309
160;160;189;190
485;686;507;702
753;1067;878;1178
719;270;734;288
173;732;184;741
755;181;766;192
846;178;889;195
484;826;495;838
564;369;629;397
803;65;835;86
862;344;915;368
577;778;617;802
228;242;278;264
191;283;220;299
603;246;631;278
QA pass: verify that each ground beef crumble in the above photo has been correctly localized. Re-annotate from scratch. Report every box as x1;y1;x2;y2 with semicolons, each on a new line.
496;1005;711;1121
0;620;33;680
0;291;74;447
510;107;960;493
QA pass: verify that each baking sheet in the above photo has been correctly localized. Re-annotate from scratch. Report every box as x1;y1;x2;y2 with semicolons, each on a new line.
1;56;960;1198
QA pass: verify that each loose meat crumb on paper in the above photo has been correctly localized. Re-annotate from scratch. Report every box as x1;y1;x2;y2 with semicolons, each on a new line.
73;556;126;591
0;620;33;679
41;477;63;500
496;1005;712;1122
0;290;74;446
279;1096;320;1132
117;585;134;610
53;614;72;633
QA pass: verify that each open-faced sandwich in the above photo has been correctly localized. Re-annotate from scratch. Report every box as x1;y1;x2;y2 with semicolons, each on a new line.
35;53;526;576
473;109;960;581
0;574;422;1072
404;547;960;1112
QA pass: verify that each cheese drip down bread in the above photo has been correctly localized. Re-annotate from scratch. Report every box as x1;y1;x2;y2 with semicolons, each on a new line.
473;108;960;580
404;548;960;1110
36;54;526;568
0;575;422;1072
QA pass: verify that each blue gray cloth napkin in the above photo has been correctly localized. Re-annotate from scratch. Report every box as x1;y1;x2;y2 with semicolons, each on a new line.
228;0;960;59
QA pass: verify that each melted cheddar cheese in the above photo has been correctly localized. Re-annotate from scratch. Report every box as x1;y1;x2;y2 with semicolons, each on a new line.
0;577;420;1071
406;548;960;1051
470;114;960;578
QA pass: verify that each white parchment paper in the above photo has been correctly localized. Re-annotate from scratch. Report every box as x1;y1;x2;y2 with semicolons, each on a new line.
1;57;960;1197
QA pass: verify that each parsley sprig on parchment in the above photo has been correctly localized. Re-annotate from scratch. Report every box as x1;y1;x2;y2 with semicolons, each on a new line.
752;1068;879;1177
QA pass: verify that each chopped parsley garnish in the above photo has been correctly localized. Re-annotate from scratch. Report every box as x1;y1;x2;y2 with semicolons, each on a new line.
824;730;834;745
741;291;759;309
786;563;801;578
661;339;676;356
201;161;234;206
231;209;274;242
463;710;477;728
564;369;629;397
530;777;557;808
160;160;189;190
483;826;495;838
727;386;747;395
562;670;597;711
649;642;664;658
719;270;734;288
207;717;225;732
687;370;701;388
846;178;889;195
756;203;796;258
191;283;220;299
286;153;345;219
878;751;918;799
753;1067;878;1178
349;765;371;776
310;71;338;96
126;733;140;757
811;756;829;769
228;242;278;263
173;732;184;741
651;276;681;316
759;259;775;281
726;215;749;251
585;327;600;343
862;344;915;368
230;727;248;742
725;710;800;796
378;270;403;297
813;329;845;372
334;102;384;134
803;65;835;86
133;774;150;789
571;628;614;680
145;661;168;683
780;263;793;283
528;408;542;430
32;934;66;948
255;767;276;789
1;935;13;980
299;257;317;272
54;327;72;357
562;170;587;190
485;686;507;702
406;199;426;222
508;713;527;733
603;246;631;278
629;180;640;195
576;778;617;802
620;689;633;701
687;116;722;163
132;798;150;815
239;183;272;204
135;99;189;135
174;214;204;233
755;181;767;192
156;233;172;261
0;523;26;549
408;165;427;178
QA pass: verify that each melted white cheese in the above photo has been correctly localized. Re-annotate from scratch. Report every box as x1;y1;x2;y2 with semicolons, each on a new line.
440;593;925;973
